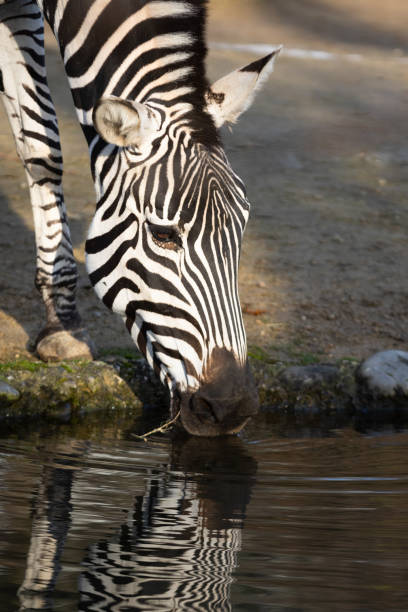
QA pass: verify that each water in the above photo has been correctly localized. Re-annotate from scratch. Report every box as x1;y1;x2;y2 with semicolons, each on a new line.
1;415;408;611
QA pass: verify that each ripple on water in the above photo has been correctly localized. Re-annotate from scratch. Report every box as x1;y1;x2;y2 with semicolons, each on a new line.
0;427;408;610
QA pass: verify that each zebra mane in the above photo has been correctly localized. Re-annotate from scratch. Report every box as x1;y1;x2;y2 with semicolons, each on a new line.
44;0;219;147
162;0;220;147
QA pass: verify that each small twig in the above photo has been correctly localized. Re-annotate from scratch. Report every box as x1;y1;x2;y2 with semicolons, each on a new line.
131;410;181;442
243;305;268;316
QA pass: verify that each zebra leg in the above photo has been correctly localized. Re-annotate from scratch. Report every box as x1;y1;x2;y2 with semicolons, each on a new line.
0;0;94;360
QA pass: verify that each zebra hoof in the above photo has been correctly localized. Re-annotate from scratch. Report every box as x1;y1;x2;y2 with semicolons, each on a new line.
36;328;96;362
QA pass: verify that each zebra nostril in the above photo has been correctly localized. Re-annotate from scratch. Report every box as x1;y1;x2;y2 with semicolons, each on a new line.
190;395;219;424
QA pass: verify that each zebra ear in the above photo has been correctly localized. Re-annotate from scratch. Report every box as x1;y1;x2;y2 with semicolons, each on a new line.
93;96;159;148
205;47;282;128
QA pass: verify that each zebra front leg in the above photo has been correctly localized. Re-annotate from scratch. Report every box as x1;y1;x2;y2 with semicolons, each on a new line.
0;0;94;361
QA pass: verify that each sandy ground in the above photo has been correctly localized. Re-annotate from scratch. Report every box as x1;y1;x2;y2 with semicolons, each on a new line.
0;0;407;363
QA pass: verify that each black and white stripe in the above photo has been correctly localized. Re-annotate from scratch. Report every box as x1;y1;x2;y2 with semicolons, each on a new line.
17;438;256;610
79;472;242;610
1;0;279;433
0;0;80;336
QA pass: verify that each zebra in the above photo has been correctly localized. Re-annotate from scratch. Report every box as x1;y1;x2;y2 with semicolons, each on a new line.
17;437;256;611
0;0;280;436
78;471;245;610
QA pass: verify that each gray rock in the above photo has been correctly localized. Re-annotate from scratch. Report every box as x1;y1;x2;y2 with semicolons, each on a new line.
0;380;20;403
356;350;408;398
280;364;339;389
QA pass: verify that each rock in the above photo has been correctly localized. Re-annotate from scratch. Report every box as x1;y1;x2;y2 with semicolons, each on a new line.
36;329;96;362
356;350;408;399
250;358;356;419
279;364;339;388
0;361;142;420
0;380;20;403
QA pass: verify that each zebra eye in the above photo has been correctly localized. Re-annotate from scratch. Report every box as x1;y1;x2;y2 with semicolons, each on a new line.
148;224;182;250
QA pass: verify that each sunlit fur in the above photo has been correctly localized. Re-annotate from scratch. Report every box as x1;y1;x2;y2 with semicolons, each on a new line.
1;0;256;412
86;131;249;393
49;0;251;398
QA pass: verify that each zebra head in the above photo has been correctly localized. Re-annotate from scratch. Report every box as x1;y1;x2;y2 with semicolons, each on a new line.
87;51;280;436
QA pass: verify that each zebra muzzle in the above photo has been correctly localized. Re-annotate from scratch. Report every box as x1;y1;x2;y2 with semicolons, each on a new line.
177;349;259;437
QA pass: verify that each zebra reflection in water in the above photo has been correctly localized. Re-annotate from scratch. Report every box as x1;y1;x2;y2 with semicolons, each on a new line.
18;437;256;610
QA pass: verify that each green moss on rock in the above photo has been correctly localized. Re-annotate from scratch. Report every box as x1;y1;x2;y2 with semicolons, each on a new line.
0;360;142;421
250;357;357;415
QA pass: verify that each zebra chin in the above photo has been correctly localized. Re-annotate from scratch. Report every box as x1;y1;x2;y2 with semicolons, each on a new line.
173;348;259;437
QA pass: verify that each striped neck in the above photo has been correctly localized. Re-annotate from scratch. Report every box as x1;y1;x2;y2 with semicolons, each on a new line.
40;0;218;145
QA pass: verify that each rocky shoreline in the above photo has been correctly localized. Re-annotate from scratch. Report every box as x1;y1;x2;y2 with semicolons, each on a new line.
1;350;407;436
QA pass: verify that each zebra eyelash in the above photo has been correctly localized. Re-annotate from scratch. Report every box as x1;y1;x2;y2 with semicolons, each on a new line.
147;222;182;250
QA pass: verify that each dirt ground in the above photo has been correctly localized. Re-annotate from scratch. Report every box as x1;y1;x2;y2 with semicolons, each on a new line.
0;0;407;363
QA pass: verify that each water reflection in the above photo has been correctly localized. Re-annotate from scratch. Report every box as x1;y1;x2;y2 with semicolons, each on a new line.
18;440;87;610
17;436;256;611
